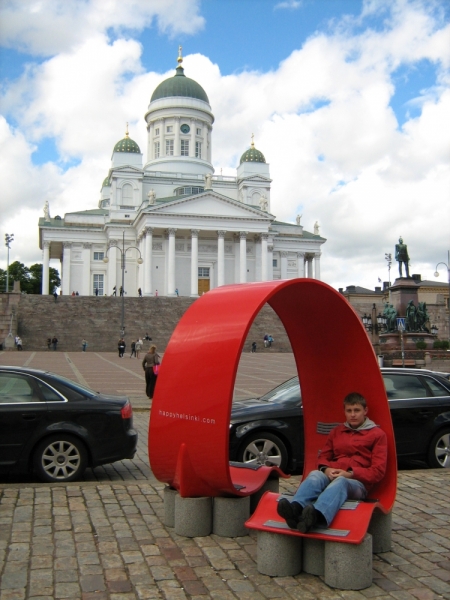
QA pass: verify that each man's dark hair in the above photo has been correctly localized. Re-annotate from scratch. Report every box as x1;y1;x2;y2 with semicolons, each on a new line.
343;392;367;408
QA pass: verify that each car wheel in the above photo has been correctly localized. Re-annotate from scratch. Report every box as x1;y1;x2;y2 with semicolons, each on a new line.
33;435;88;482
427;428;450;469
237;431;288;471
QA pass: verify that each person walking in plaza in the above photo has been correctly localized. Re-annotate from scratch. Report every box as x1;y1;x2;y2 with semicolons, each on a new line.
16;337;23;351
112;286;117;296
118;338;126;358
135;338;143;359
130;340;136;358
138;287;142;297
51;336;58;351
142;344;160;400
251;341;257;353
81;339;88;352
276;392;387;532
47;337;51;350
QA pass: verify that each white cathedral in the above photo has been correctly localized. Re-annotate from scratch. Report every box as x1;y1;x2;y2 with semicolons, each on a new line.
39;51;326;297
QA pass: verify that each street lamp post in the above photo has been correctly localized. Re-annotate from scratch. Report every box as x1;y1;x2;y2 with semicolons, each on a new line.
103;232;143;337
4;233;14;293
434;250;450;342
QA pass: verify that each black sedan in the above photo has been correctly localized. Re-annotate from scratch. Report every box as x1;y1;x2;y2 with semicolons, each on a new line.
0;367;138;482
229;368;450;472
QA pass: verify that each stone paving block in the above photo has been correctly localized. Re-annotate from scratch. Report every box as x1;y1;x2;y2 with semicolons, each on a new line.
80;574;106;592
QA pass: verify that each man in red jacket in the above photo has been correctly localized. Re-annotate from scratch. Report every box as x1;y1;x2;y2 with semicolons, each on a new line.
277;392;388;532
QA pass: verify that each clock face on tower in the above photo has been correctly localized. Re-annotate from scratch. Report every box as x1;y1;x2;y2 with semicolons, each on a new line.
180;124;190;134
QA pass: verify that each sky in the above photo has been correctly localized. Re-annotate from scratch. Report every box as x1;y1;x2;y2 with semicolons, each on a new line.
0;0;449;292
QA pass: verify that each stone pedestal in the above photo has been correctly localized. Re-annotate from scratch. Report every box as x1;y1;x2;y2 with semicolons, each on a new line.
302;538;324;576
174;496;212;537
324;534;372;590
163;486;177;527
213;496;250;537
369;510;392;553
390;278;419;316
257;530;302;577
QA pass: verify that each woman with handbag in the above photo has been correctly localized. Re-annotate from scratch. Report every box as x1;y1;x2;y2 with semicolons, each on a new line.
142;344;160;400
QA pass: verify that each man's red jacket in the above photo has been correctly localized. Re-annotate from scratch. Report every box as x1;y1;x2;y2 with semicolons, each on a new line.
318;420;388;491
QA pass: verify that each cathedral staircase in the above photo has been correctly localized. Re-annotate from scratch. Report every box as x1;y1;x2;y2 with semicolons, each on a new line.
11;295;292;353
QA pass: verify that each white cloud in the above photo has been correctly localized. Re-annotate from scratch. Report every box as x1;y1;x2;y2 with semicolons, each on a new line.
0;0;449;293
0;0;204;55
274;1;302;10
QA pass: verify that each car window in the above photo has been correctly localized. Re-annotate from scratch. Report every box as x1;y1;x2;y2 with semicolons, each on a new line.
41;373;96;400
35;380;66;402
0;373;42;403
260;378;301;404
424;377;450;397
383;374;428;399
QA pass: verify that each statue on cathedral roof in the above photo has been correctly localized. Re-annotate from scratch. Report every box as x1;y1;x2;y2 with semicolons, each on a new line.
314;221;320;235
43;200;50;221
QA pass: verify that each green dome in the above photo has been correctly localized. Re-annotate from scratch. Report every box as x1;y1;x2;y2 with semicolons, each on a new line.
114;134;140;154
240;141;266;164
151;65;209;103
102;175;110;187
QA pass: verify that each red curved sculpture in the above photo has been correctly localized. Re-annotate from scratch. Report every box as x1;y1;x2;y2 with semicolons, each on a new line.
149;279;397;511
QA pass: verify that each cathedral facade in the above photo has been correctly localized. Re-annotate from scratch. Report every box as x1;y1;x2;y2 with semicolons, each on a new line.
39;53;326;297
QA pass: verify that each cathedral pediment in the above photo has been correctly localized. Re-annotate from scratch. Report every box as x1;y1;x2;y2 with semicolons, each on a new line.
238;174;272;183
111;165;143;176
145;191;274;220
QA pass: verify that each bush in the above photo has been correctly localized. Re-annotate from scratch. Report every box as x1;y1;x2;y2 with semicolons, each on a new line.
433;340;450;350
415;341;427;350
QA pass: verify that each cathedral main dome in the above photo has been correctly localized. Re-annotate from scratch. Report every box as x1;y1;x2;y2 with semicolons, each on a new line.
151;65;209;103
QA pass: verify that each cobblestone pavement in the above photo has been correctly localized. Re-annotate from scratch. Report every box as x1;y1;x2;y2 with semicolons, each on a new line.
1;352;450;599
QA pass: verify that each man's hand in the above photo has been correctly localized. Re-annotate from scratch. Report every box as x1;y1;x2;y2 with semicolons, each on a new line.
323;468;352;480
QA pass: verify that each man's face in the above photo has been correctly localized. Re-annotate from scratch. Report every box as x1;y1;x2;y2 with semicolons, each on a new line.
345;403;368;428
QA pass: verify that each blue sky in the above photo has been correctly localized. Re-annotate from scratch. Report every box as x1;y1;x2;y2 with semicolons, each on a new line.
1;0;449;290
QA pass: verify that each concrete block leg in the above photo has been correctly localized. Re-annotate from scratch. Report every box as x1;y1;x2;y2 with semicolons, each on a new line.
368;510;392;554
302;537;325;576
164;486;178;528
250;477;280;513
213;496;250;537
174;496;212;538
257;531;302;577
324;534;372;590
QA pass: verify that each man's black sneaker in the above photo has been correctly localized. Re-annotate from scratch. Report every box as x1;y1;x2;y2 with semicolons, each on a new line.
297;504;318;533
277;498;303;529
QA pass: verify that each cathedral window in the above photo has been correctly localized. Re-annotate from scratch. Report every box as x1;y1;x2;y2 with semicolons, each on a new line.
155;128;159;135
154;141;160;158
273;259;278;267
166;125;173;133
196;128;201;135
93;252;104;261
181;140;189;156
195;142;202;159
166;140;174;155
93;274;104;296
122;184;133;205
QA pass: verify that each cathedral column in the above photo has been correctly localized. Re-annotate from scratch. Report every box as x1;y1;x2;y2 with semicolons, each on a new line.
174;117;180;156
190;119;196;157
167;228;177;296
207;125;212;163
239;232;247;283
62;242;71;295
297;252;305;278
307;256;313;278
42;241;50;295
217;230;226;287
144;227;153;296
108;241;118;294
161;118;166;156
314;253;321;280
268;245;274;280
190;230;199;296
281;251;288;280
82;243;92;296
261;233;268;281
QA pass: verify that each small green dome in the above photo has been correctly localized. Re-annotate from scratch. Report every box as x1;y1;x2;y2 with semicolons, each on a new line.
114;134;140;154
240;140;266;164
102;175;110;187
151;65;209;103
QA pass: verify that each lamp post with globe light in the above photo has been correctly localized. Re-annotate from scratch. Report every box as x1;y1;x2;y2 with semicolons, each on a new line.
434;251;450;342
103;232;143;337
4;233;14;293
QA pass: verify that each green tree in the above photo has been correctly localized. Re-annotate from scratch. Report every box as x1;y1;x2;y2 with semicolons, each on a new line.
2;261;60;294
29;264;61;295
7;261;32;293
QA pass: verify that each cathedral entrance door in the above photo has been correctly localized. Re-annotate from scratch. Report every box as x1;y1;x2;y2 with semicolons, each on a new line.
198;267;210;295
